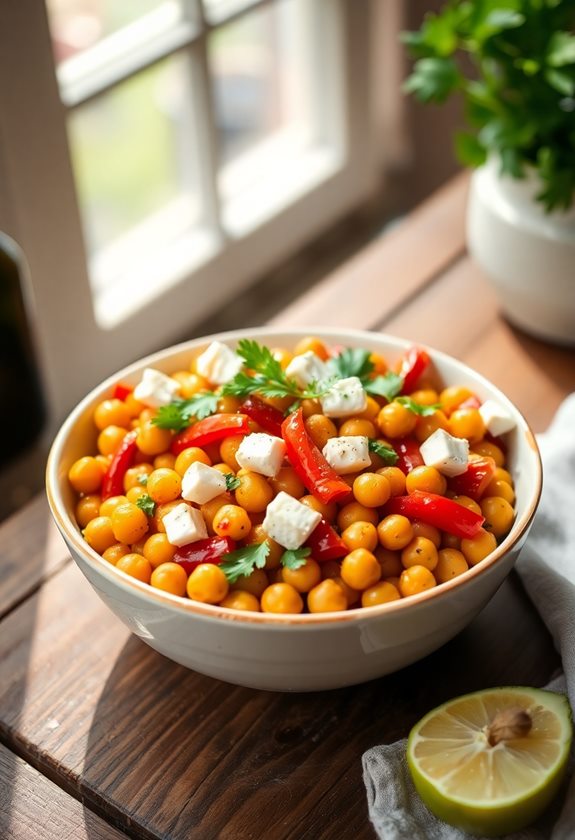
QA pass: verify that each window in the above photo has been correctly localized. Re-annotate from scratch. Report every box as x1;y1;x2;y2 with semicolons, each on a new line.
0;0;377;428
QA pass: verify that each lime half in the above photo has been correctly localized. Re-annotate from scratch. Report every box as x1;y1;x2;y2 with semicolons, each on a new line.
407;687;572;837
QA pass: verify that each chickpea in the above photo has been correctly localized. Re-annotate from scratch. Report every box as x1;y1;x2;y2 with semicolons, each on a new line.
234;471;273;513
94;399;131;431
143;533;176;568
219;435;245;472
261;583;304;614
153;453;176;471
300;398;321;418
212;504;252;540
341;548;381;590
375;547;403;579
376;466;406;497
99;495;129;518
68;456;104;494
187;564;229;604
480;496;515;538
337;502;378;531
220;591;261;611
452;495;482;515
174;447;211;476
483;478;515;505
83;516;116;554
111;502;149;545
435;548;468;583
136;421;173;456
358;396;382;422
231;568;269;597
244;525;284;569
342;521;378;552
334;576;361;607
414;411;449;443
123;463;153;492
75;494;102;528
307;579;348;613
405;465;447;496
409;389;439;406
150;562;188;597
398;565;437;597
439;386;473;415
410;521;441;547
200;493;232;534
102;543;131;565
124;392;145;418
442;532;461;550
281;558;321;593
449;408;486;444
361;581;401;608
376;402;417;439
460;528;497;566
126;486;148;505
471;440;505;467
401;537;439;571
144;468;181;505
352;473;391;508
377;515;414;551
339;418;376;438
304;414;338;450
97;425;130;457
116;553;152;584
174;372;210;399
270;467;306;499
270;347;293;370
293;336;329;360
299;495;338;523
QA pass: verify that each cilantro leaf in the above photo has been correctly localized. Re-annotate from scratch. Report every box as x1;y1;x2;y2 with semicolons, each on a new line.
153;392;219;431
280;547;311;571
136;473;149;487
136;494;156;517
219;542;270;584
225;473;241;491
364;372;403;402
328;348;373;380
395;396;441;417
236;339;287;383
368;439;398;465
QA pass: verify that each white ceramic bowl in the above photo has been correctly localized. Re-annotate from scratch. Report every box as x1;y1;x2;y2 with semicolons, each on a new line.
46;328;541;691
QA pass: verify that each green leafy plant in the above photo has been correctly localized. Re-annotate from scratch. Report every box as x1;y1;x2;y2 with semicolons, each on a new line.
402;0;575;211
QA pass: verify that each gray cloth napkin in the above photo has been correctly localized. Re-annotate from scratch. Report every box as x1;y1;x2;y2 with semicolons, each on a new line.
363;394;575;840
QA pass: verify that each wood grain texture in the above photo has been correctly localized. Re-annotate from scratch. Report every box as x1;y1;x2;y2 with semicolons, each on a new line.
0;743;127;840
0;493;70;619
269;173;468;329
0;557;559;840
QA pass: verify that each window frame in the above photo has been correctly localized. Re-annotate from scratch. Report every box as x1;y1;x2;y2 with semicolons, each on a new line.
0;0;379;432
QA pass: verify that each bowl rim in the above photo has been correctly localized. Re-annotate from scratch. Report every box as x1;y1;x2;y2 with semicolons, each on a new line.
46;326;542;627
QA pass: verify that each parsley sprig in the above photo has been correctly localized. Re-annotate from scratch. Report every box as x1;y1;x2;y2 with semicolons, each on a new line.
327;348;403;401
280;547;310;570
368;439;398;465
221;340;335;404
219;542;270;584
396;396;441;417
136;494;156;517
153;392;220;431
225;473;241;491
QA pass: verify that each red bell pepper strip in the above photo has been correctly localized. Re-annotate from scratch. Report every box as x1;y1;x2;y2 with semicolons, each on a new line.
171;414;250;455
449;456;497;501
112;383;133;401
394;437;424;475
386;491;485;539
241;396;284;438
399;346;431;395
101;429;138;500
281;408;350;504
304;518;347;562
173;536;236;576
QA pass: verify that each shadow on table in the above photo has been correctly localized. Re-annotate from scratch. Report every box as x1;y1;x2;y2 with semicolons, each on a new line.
79;573;560;840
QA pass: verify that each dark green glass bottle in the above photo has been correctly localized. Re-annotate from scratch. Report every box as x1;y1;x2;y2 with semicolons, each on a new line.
0;232;45;465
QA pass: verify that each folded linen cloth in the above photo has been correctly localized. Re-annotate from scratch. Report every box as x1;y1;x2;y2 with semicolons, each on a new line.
363;394;575;840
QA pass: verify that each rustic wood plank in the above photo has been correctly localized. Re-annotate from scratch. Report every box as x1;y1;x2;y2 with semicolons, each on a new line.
0;743;127;840
0;493;70;619
0;550;559;840
269;173;469;329
380;256;575;432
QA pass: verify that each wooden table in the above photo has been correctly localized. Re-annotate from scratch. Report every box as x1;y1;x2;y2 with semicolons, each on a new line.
1;174;574;840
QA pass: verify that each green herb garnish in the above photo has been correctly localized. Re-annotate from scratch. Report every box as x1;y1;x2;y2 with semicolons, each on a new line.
136;494;156;517
364;372;404;401
327;347;373;380
136;473;149;486
395;396;441;417
152;392;219;431
219;542;270;584
225;473;241;491
280;547;311;571
368;439;398;465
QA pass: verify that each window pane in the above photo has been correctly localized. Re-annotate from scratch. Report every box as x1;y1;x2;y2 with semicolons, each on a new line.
202;0;258;26
67;54;206;320
46;0;183;66
209;0;314;167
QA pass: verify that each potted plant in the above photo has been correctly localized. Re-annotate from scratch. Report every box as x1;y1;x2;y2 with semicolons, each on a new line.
403;0;575;345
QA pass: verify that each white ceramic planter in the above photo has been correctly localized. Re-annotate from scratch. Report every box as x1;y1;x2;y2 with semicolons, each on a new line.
467;159;575;345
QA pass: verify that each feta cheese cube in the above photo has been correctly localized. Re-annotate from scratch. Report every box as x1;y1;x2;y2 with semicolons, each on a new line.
419;429;469;477
195;341;243;385
322;435;371;475
320;377;367;418
262;491;322;550
181;461;227;505
235;432;286;478
133;367;180;408
479;399;516;437
163;502;207;547
285;351;329;389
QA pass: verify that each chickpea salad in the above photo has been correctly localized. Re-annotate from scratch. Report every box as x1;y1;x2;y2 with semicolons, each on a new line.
68;336;517;615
